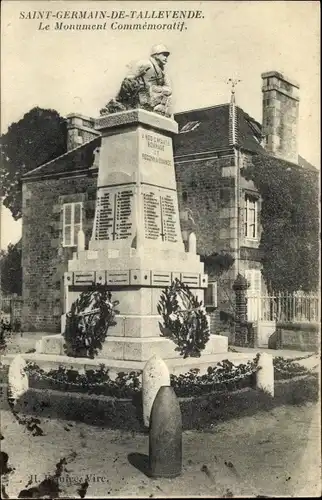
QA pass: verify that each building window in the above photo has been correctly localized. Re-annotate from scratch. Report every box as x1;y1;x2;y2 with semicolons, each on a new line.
63;202;83;247
179;121;200;133
204;282;217;309
244;195;258;240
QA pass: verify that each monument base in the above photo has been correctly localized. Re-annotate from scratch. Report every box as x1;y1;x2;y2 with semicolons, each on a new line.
59;109;213;373
36;332;228;362
4;343;257;381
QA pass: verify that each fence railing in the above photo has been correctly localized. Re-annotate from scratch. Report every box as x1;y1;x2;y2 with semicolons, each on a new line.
247;292;320;324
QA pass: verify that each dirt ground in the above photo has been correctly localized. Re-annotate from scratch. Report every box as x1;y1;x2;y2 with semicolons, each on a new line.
1;333;321;497
1;399;320;498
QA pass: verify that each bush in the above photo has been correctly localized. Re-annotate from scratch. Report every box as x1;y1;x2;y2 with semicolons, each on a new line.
8;373;318;431
170;356;260;397
273;356;314;380
62;284;119;358
0;318;12;352
26;363;141;399
24;356;260;399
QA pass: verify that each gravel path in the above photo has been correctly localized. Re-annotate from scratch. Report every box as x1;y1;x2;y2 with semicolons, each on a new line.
1;401;320;498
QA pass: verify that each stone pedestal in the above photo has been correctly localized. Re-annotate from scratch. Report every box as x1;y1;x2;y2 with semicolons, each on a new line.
233;273;249;346
40;109;228;366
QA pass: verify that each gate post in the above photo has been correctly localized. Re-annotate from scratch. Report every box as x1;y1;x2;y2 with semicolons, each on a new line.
233;273;249;346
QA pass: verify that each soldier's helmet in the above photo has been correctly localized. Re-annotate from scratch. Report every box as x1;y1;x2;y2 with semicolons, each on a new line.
150;44;170;56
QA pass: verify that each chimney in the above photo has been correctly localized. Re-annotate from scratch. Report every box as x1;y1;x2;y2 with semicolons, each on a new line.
261;71;300;164
66;113;100;151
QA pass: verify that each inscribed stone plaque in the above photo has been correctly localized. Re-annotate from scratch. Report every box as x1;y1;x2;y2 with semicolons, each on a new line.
94;185;135;242
139;128;176;189
160;194;178;242
141;185;181;246
143;191;161;240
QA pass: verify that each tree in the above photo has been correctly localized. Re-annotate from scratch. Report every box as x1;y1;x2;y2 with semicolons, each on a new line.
0;242;22;295
243;155;319;293
0;107;67;219
200;251;235;279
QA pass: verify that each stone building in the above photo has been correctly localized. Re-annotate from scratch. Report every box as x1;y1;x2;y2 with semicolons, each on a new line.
21;71;312;335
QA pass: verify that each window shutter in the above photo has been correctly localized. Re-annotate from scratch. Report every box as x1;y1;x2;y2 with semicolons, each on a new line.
62;201;83;247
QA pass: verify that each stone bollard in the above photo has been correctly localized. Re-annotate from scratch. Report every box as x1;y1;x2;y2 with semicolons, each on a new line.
188;232;197;254
256;352;274;397
8;354;29;404
142;355;170;427
149;385;182;478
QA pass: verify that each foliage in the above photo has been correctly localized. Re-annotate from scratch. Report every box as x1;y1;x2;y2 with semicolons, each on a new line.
0;318;12;352
243;155;319;292
0;107;67;219
0;242;22;295
170;355;260;397
273;356;313;380
25;356;261;399
200;251;235;278
157;278;210;358
26;362;141;398
22;355;317;402
62;284;119;359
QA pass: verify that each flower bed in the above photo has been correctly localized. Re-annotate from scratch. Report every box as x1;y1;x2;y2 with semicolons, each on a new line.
0;355;318;431
1;374;318;432
22;357;260;399
273;355;317;380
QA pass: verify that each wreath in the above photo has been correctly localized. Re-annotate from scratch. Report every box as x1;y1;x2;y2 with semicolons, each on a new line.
63;284;119;359
157;278;210;358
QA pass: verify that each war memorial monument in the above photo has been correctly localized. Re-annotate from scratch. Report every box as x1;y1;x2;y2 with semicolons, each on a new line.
34;44;236;375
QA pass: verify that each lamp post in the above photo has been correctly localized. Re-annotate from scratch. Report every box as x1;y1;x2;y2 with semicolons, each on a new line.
227;78;242;277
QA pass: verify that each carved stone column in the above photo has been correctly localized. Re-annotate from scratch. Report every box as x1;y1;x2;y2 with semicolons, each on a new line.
233;273;249;346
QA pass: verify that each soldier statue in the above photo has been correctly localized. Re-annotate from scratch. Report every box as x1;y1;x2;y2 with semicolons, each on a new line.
100;44;172;118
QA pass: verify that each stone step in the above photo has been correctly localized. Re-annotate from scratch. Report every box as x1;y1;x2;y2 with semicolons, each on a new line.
1;351;255;379
36;333;228;362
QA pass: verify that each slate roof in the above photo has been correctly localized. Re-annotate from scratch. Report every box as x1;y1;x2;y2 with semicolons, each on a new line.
23;103;314;180
298;155;318;172
23;136;101;180
174;104;266;157
174;104;231;155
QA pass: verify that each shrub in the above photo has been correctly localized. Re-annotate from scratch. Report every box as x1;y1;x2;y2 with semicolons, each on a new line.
25;356;260;399
0;317;14;352
273;356;314;380
170;356;260;397
243;155;319;293
62;284;119;358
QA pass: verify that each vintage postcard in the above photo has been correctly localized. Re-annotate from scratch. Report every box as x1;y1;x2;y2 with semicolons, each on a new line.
0;0;320;498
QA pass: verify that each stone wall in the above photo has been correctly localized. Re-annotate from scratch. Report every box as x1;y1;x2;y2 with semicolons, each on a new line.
22;175;97;332
175;151;263;340
175;153;238;339
175;153;237;256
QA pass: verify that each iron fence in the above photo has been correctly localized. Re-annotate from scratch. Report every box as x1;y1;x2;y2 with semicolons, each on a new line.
247;292;319;323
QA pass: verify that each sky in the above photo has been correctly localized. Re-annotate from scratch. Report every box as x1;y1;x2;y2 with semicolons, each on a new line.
0;0;320;249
